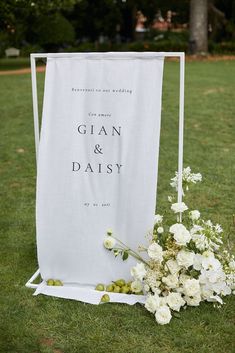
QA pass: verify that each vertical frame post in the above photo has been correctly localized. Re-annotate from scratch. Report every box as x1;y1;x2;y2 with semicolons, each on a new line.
30;54;40;164
177;53;185;222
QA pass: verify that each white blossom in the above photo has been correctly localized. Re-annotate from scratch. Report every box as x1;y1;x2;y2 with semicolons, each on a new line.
157;226;164;234
169;223;191;246
162;274;179;289
131;280;143;293
193;254;203;271
185;294;201;306
166;292;185;312
176;250;195;268
229;260;235;270
166;259;181;275
201;254;221;271
131;262;147;281
171;202;188;214
189;210;200;221
183;278;200;297
145;294;160;313
155;305;172;325
103;236;116;249
147;243;163;263
154;214;163;225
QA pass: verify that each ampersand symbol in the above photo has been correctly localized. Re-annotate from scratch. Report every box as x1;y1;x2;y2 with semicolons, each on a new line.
94;144;103;154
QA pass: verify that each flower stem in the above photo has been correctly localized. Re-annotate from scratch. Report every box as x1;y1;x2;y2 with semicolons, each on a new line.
112;236;149;266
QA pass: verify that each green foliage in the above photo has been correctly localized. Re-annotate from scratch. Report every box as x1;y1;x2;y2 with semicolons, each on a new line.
35;13;75;50
0;61;235;353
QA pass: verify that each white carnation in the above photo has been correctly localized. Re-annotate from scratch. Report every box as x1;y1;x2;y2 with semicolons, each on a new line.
147;242;163;263
183;278;200;297
176;250;195;268
155;305;172;325
166;259;181;275
179;273;191;285
166;292;185;312
103;236;116;249
130;262;147;281
162;274;179;289
169;223;191;246
171;202;188;214
189;210;200;221
145;294;160;313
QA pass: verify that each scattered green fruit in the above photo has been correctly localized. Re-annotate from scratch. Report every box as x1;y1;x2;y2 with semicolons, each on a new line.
47;279;54;286
100;294;110;303
95;283;105;291
115;279;126;287
106;284;114;292
120;285;130;294
113;285;121;293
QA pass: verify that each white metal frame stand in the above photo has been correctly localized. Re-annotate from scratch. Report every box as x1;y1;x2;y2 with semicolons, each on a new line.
26;52;185;289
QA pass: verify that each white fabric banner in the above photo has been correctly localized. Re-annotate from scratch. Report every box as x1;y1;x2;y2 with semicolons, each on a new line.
35;52;164;303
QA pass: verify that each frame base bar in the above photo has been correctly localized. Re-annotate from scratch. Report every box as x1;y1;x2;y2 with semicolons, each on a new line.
25;269;41;289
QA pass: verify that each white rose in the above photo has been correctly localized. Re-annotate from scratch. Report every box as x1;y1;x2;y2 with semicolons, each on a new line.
189;210;200;221
171;202;188;214
166;259;181;275
177;250;195;268
145;294;160;313
183;278;200;297
131;280;143;293
166;292;185;312
157;226;164;234
185;294;201;306
147;242;163;263
130;262;147;281
162;274;179;289
169;223;191;246
154;214;163;225
103;236;116;249
155;305;172;325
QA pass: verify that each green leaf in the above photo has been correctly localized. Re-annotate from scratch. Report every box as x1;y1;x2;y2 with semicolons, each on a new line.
173;312;181;319
122;251;129;261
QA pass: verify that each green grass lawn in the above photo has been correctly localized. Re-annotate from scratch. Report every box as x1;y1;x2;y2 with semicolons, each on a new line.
0;57;45;71
0;60;235;353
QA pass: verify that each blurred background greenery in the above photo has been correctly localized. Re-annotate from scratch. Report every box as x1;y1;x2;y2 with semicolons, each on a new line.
0;0;235;58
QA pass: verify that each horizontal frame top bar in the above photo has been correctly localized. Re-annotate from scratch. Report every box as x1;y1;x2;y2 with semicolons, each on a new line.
31;52;185;59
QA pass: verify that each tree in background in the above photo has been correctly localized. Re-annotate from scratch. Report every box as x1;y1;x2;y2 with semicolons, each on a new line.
189;0;208;54
0;0;235;54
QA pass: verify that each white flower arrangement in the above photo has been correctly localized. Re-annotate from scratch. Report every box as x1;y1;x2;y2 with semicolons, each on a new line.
102;167;235;325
